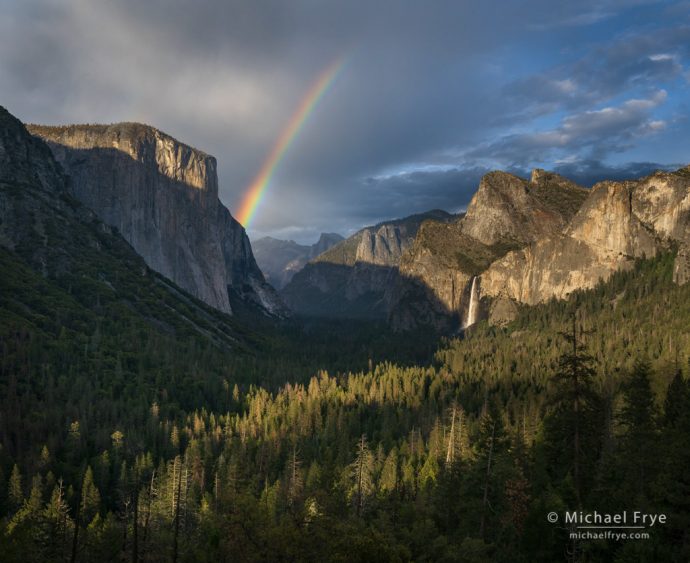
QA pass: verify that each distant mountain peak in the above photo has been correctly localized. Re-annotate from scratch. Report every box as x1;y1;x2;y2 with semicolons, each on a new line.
282;209;456;318
252;232;345;290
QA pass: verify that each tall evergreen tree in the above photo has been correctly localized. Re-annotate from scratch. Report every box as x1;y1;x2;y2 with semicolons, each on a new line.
350;435;375;516
80;466;101;525
7;464;22;515
543;314;602;505
656;368;690;559
618;360;658;502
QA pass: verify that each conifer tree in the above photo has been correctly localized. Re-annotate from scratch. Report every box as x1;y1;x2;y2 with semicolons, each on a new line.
544;314;601;505
351;435;374;516
81;466;101;525
379;449;399;494
44;479;72;560
7;464;22;515
663;370;689;428
618;360;658;501
475;408;508;539
286;445;303;508
656;368;690;559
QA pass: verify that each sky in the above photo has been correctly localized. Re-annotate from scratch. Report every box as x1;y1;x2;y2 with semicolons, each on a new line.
1;0;689;243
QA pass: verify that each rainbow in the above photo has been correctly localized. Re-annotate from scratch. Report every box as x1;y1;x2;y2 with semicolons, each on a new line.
236;57;345;227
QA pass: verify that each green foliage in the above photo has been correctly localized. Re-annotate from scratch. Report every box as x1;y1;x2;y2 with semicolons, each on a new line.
0;250;689;561
7;465;22;515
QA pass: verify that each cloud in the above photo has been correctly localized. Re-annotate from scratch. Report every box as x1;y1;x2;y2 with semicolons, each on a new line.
465;90;669;167
0;0;688;243
359;167;487;216
500;25;689;124
552;159;682;186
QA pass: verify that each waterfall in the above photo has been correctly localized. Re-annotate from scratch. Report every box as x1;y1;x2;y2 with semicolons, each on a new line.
463;276;479;329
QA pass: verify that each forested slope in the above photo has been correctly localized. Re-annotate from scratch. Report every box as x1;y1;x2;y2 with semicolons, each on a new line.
1;250;688;562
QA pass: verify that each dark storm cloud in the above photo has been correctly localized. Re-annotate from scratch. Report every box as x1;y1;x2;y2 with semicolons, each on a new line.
1;0;688;243
356;167;489;220
552;159;682;187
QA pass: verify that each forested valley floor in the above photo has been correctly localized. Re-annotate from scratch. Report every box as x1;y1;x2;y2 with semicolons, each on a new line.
1;251;689;562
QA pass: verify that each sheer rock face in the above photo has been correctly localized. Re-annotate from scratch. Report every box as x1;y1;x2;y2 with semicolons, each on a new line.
389;170;589;329
1;106;248;348
28;123;285;316
355;224;408;266
388;222;475;330
281;210;453;318
311;233;345;258
461;170;584;246
481;169;690;305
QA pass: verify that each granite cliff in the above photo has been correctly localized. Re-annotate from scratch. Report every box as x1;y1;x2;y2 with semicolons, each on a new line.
388;170;589;329
0;105;248;348
281;210;454;318
28;123;285;316
481;167;690;305
390;166;690;330
252;232;344;289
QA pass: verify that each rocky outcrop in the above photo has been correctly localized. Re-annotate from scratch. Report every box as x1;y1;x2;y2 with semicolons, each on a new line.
392;166;690;330
28;123;285;316
488;296;519;327
481;169;690;305
252;232;344;289
461;170;587;246
0;105;246;348
281;210;453;318
388;221;475;330
388;170;589;329
354;223;409;265
311;232;345;258
0;109;70;258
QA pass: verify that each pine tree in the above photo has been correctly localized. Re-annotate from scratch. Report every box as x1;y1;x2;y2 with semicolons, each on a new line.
44;479;72;560
663;370;689;428
656;368;690;559
350;435;374;516
544;314;601;505
141;469;157;559
172;456;183;563
379;449;399;494
39;445;51;470
477;410;502;539
286;445;303;508
81;466;101;525
618;360;658;501
445;403;468;468
8;464;23;514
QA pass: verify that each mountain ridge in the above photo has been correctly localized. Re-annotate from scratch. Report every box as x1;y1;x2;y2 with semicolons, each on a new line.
0;105;253;350
481;167;690;306
388;168;590;329
252;232;344;289
281;209;455;318
27;121;287;317
390;165;690;329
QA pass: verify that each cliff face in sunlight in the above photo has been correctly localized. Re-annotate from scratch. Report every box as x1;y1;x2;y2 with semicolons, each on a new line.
390;166;690;330
0;105;249;348
481;168;690;304
388;170;589;330
28;123;286;317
